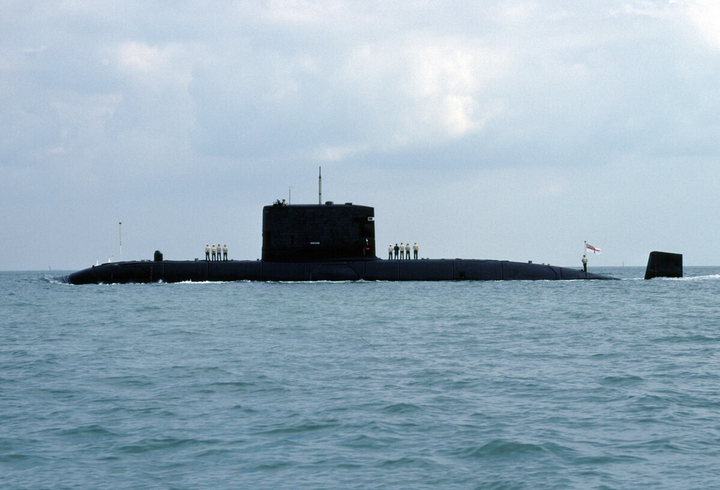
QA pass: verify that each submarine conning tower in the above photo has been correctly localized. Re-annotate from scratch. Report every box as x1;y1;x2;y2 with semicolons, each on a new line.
262;201;377;262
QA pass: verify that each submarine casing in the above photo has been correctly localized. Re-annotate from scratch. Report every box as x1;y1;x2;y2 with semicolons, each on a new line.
65;258;611;284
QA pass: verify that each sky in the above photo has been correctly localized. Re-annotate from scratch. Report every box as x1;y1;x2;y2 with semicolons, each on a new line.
2;0;720;271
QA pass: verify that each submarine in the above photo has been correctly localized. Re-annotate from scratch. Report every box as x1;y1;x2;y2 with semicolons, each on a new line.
64;199;613;284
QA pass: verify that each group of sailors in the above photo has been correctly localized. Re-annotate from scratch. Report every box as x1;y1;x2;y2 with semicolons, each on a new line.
389;243;419;260
205;244;228;261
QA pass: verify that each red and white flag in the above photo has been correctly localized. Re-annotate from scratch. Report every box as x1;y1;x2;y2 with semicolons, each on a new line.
586;243;602;255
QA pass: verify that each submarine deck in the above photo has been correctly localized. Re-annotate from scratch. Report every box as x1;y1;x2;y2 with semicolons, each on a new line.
65;258;613;284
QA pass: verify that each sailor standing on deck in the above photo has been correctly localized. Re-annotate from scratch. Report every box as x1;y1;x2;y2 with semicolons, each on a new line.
388;245;393;260
394;243;399;260
205;244;210;261
211;244;217;261
399;243;404;260
413;242;418;260
582;254;588;272
405;243;411;260
223;244;228;261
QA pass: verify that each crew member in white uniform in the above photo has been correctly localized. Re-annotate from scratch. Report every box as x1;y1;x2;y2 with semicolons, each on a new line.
405;243;411;259
388;245;393;260
211;244;217;261
582;254;588;272
205;244;210;261
399;243;404;260
413;242;418;260
223;244;228;261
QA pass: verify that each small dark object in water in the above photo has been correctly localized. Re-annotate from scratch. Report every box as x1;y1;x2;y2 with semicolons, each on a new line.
644;251;682;279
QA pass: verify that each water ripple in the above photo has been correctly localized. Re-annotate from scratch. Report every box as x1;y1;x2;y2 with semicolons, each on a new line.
4;269;720;489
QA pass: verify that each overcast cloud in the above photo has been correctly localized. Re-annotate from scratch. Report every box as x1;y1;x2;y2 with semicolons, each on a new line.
2;0;720;270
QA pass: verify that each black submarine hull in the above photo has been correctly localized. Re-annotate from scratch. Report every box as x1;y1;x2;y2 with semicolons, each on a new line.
64;258;612;284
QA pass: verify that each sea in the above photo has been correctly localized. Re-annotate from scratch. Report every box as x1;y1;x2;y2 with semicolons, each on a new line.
2;267;720;489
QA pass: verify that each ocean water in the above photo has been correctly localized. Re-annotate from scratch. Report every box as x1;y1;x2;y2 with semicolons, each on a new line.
2;267;720;489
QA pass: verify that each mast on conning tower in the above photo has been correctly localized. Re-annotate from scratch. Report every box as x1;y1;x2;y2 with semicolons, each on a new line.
318;166;322;205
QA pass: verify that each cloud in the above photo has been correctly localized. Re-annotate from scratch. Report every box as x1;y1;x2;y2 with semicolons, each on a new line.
189;30;511;164
340;36;510;143
687;0;720;49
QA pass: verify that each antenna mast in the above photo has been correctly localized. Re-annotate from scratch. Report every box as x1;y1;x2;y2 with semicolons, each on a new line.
318;166;322;204
119;222;122;261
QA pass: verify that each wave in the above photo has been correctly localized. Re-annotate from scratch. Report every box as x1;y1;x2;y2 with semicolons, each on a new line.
380;402;422;414
669;274;720;281
455;439;550;459
621;274;720;282
40;274;70;284
117;437;207;454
